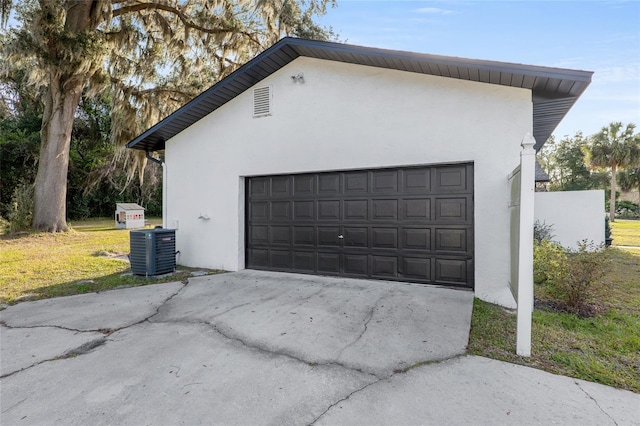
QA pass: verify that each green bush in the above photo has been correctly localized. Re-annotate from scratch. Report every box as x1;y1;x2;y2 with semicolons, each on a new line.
541;240;612;315
7;182;34;233
533;239;566;285
615;201;639;219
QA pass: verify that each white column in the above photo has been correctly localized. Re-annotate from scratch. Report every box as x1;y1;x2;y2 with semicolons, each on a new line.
517;133;536;356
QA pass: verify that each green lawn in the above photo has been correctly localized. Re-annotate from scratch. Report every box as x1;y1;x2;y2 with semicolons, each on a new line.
468;247;640;393
0;218;222;304
611;219;640;247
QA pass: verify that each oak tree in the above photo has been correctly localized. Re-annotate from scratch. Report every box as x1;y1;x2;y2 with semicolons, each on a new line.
1;0;334;231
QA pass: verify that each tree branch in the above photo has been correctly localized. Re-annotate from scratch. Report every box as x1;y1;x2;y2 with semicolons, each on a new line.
112;2;260;45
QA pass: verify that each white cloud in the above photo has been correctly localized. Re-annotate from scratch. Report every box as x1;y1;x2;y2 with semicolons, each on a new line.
414;7;454;15
594;64;640;83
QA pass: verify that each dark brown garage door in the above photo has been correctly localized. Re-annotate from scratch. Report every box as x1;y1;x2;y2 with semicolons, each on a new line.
246;164;473;288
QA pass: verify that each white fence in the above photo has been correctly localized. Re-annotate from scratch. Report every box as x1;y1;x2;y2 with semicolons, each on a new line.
534;190;605;249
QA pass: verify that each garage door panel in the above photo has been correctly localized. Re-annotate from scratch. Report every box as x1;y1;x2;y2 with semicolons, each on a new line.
372;199;398;220
434;166;468;192
344;227;368;247
293;226;315;245
271;201;290;220
318;227;340;246
294;175;315;195
318;200;341;220
404;257;431;280
247;164;473;288
435;228;467;252
251;202;269;221
344;172;368;194
344;254;368;275
249;249;269;267
250;225;269;244
403;169;430;192
271;176;291;196
372;256;398;278
250;177;269;197
270;226;291;244
435;258;467;284
318;252;340;273
344;200;368;220
402;228;431;250
435;197;468;222
293;201;315;220
270;250;291;268
373;171;398;193
402;199;430;220
319;174;341;195
372;228;398;249
293;251;315;271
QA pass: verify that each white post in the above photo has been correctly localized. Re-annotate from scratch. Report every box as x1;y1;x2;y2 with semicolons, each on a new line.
517;133;536;356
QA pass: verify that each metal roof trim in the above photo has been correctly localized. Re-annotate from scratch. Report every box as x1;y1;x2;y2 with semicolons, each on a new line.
127;37;593;152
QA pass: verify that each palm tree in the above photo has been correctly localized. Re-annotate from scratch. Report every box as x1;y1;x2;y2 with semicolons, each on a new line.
618;167;640;202
584;122;640;221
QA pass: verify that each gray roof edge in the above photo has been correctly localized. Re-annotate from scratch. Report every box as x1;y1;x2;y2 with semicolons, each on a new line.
127;37;594;151
287;37;594;82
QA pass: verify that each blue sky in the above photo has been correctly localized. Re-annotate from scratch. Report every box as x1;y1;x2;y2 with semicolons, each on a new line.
317;1;640;140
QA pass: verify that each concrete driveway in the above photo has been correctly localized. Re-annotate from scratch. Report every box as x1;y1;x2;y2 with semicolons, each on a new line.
1;270;638;425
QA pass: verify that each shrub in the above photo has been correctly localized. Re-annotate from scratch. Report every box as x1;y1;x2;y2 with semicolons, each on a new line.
615;201;639;219
543;240;612;315
605;216;612;240
7;182;34;233
534;220;555;245
533;239;566;285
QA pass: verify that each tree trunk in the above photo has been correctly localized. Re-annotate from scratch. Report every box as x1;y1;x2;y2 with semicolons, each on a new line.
33;73;84;232
609;164;617;222
32;0;100;232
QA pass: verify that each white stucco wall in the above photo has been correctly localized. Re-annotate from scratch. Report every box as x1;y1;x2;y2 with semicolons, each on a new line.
165;56;533;307
534;190;605;249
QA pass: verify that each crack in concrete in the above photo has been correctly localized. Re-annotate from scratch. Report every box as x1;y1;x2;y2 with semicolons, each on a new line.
336;291;388;361
0;338;107;380
1;397;27;414
208;302;253;319
152;313;466;426
308;354;467;425
1;283;187;335
61;338;107;357
197;319;383;380
308;378;383;425
575;381;619;426
0;282;188;379
0;321;107;335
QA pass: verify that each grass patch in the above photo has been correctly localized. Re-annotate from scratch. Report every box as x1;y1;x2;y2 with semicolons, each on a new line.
468;248;640;393
611;219;640;247
0;218;223;305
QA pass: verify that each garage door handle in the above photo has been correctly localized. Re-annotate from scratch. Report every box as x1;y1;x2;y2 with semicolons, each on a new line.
338;235;344;239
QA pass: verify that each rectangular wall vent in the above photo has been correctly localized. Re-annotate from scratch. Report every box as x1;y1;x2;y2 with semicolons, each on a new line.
253;86;271;117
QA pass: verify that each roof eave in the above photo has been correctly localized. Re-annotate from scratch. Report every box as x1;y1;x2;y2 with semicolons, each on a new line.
127;37;593;152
